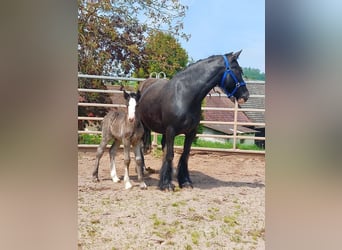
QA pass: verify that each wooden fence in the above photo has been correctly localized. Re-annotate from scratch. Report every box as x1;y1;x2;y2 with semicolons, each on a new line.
78;74;265;154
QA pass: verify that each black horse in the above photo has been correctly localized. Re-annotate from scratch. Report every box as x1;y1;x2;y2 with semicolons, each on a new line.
137;51;249;191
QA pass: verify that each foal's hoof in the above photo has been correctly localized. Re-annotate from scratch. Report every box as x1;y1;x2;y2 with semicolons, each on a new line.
92;177;100;183
159;183;175;192
179;181;193;189
112;176;121;183
140;182;148;190
125;181;133;190
145;167;156;173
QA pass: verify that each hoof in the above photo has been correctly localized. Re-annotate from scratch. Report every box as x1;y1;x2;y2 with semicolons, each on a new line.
92;177;100;183
112;176;120;183
179;181;193;189
125;181;133;190
140;182;148;190
159;183;175;192
145;167;156;173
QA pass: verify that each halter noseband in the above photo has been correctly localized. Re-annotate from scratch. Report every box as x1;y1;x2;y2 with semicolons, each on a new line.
220;55;246;98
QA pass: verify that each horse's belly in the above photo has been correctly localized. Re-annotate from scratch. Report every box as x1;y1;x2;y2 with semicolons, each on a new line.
141;115;165;134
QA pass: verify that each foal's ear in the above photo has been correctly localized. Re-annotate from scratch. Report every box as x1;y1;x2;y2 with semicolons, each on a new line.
136;90;141;101
123;90;130;100
232;50;242;59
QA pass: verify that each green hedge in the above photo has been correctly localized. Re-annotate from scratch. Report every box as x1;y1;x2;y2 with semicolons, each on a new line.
79;134;263;151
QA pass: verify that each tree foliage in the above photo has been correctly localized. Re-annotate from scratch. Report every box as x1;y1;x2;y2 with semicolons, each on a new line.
78;0;189;129
78;0;189;76
136;31;189;78
242;67;265;81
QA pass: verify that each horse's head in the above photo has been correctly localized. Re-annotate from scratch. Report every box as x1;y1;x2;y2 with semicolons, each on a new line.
123;90;141;123
220;50;249;104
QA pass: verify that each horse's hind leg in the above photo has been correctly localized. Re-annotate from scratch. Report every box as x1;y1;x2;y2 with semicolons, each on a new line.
134;144;147;189
92;137;110;182
109;140;120;183
159;128;175;191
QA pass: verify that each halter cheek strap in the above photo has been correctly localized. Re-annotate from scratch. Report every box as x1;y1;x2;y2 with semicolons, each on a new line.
220;55;246;98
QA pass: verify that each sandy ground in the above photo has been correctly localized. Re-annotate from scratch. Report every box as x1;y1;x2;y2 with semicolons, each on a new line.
78;148;265;250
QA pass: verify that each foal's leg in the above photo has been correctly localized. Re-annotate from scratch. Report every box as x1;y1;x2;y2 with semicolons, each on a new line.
92;136;111;182
177;130;196;188
109;140;120;183
133;143;147;189
159;128;175;191
123;140;132;189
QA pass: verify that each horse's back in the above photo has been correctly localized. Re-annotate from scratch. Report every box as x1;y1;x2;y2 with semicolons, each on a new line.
139;78;169;95
139;78;160;93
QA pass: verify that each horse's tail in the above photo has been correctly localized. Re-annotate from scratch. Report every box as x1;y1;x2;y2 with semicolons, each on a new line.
142;124;152;154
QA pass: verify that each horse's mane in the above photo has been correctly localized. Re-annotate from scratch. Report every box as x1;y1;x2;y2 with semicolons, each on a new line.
175;52;234;77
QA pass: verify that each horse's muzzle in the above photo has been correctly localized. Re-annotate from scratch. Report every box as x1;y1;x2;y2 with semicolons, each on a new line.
237;98;246;104
237;92;249;104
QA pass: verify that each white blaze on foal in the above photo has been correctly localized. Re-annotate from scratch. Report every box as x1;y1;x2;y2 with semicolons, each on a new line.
127;97;137;122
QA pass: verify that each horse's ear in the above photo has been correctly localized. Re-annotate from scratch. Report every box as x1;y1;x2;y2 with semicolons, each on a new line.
232;50;242;59
123;90;129;100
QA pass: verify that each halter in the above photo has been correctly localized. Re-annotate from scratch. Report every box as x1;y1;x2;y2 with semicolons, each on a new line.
220;55;246;98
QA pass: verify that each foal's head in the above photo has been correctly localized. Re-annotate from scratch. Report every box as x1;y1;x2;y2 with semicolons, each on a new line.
123;90;141;123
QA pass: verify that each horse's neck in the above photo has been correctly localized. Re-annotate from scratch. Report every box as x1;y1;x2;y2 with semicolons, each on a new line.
177;58;224;104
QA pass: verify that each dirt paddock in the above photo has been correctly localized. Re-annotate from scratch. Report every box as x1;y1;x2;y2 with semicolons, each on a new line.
78;148;265;249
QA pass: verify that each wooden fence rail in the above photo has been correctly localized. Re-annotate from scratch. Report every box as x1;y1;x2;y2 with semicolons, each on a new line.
78;74;265;154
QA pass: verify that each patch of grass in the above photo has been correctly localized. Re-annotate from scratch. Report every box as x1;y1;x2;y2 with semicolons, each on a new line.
188;207;196;212
189;214;205;222
191;231;200;245
150;214;166;228
248;228;265;241
152;148;163;158
234;229;243;236
208;214;216;220
79;133;263;151
78;134;105;144
172;200;187;207
184;244;193;250
87;229;96;238
165;240;175;246
223;215;239;227
237;143;262;150
152;223;178;240
155;134;263;150
208;207;220;213
207;207;220;221
101;197;110;206
90;219;100;224
230;234;242;243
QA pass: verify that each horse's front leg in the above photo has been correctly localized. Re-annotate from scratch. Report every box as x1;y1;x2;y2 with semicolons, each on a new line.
109;140;120;183
133;143;147;189
123;140;132;189
159;128;175;191
177;130;196;188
